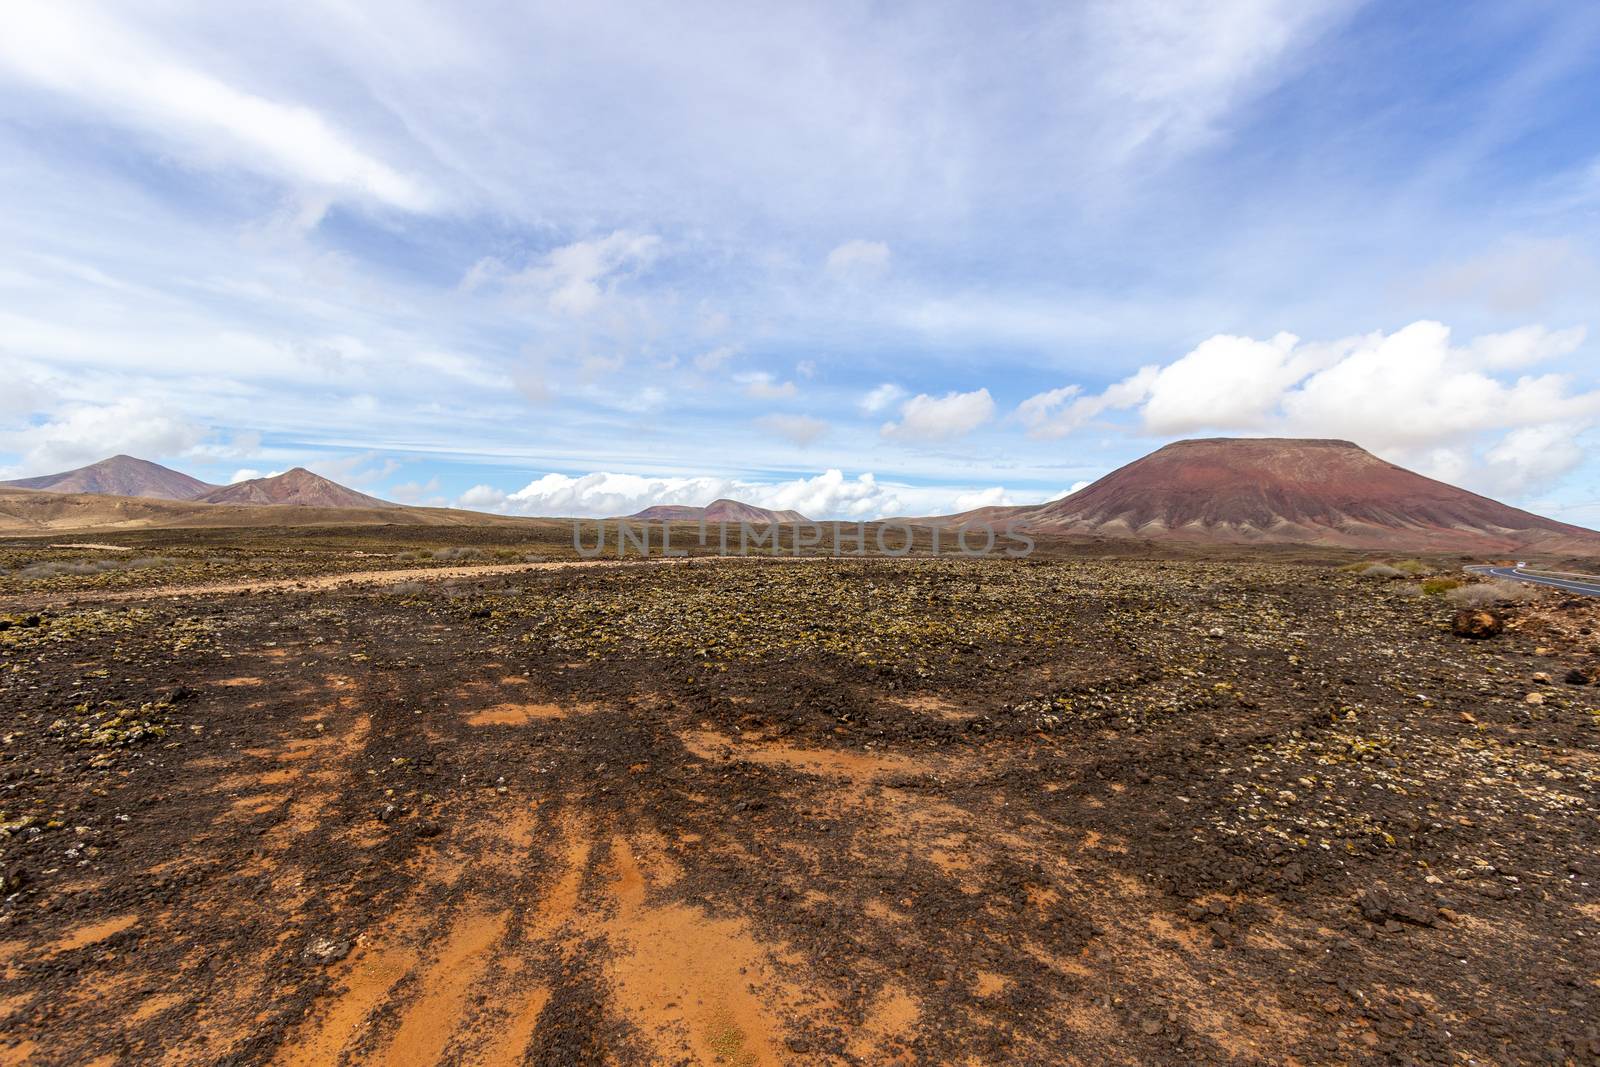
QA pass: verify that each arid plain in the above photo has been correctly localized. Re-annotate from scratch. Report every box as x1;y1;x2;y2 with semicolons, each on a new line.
2;523;1597;1065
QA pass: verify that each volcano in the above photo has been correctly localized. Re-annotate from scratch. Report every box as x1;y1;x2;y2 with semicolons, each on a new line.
2;455;217;500
198;468;394;509
942;438;1600;553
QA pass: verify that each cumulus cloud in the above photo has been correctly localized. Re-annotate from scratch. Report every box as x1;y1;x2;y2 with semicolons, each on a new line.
1;398;206;474
825;239;890;277
737;372;798;399
881;388;995;442
1018;368;1158;438
756;414;828;446
455;468;1054;521
229;467;285;483
459;484;508;509
1022;319;1599;494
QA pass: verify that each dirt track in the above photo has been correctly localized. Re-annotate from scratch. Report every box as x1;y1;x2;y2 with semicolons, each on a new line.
1;557;1597;1064
4;556;687;605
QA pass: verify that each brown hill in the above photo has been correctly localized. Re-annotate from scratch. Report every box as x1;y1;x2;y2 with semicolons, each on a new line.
2;455;217;500
197;468;394;509
630;498;809;523
924;438;1600;554
0;485;535;535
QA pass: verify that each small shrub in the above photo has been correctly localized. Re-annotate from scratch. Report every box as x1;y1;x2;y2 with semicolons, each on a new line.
1360;564;1403;578
1391;559;1428;576
1446;581;1538;608
430;547;483;561
1421;577;1462;596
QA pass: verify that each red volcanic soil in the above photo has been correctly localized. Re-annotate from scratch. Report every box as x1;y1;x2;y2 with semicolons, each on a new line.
940;438;1600;554
198;468;394;509
1;455;217;501
630;498;808;523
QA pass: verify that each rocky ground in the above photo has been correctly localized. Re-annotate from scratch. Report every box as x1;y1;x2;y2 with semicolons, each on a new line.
0;545;1596;1065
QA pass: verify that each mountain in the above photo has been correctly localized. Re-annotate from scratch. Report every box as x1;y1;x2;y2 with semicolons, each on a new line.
630;498;809;523
927;438;1600;553
0;484;539;534
1;455;217;500
197;468;395;509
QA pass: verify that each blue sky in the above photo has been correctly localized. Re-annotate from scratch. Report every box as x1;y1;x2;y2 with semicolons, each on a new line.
3;1;1599;521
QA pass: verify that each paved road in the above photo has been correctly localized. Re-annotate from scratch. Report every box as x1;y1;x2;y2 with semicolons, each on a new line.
1464;565;1600;597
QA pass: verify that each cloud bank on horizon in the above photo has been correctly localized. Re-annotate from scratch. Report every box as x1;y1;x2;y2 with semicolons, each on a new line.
2;2;1599;522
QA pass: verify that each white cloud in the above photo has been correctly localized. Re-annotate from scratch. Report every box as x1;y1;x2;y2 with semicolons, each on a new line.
468;231;662;316
881;388;995;442
459;484;509;509
457;468;1052;521
756;414;828;446
0;371;56;424
694;344;738;372
1138;332;1338;434
386;477;442;504
1018;367;1158;438
498;472;716;518
1479;424;1587;495
1275;321;1597;453
861;383;907;414
951;487;1013;511
1466;324;1586;370
737;372;798;399
1038;319;1600;496
1;399;206;474
1079;0;1352;165
230;467;285;483
0;6;431;211
826;239;890;277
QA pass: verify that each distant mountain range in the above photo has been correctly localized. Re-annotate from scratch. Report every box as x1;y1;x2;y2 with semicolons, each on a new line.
917;438;1600;553
630;498;809;524
3;457;392;509
3;441;1596;552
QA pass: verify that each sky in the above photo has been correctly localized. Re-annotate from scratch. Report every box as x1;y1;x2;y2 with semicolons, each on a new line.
2;1;1600;522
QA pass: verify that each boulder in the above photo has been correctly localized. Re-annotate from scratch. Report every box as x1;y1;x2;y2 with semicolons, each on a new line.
1451;610;1502;639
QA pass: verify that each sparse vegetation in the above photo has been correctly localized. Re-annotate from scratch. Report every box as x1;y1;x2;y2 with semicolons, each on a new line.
3;531;1598;1065
1446;580;1541;607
